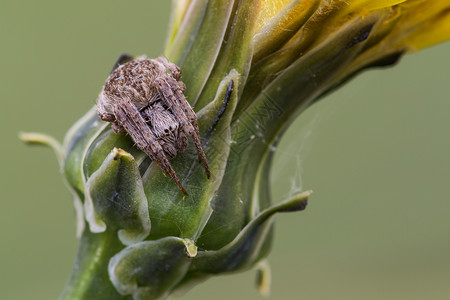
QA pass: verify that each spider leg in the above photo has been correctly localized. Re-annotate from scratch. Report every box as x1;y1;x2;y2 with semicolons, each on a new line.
97;99;116;122
155;77;211;179
111;122;126;134
98;109;115;122
156;56;181;80
177;80;186;93
113;97;188;195
164;76;201;133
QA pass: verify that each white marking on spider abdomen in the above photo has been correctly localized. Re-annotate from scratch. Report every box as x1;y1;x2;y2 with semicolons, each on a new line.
146;104;179;137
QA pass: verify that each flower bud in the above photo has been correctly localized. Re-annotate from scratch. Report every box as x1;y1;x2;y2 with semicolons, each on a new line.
22;1;449;299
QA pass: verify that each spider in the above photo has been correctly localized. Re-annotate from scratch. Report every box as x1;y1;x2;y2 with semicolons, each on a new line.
97;56;210;195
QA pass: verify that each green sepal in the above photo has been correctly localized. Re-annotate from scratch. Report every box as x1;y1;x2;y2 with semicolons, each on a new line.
165;0;208;66
141;70;239;241
189;190;310;274
82;127;144;179
167;1;235;106
84;148;151;246
254;260;271;297
196;119;276;251
194;0;261;110
108;237;197;300
19;131;64;167
63;107;106;196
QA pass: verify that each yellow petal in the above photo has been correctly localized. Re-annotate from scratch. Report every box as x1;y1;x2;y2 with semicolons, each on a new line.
349;0;408;11
257;0;293;31
386;0;450;49
402;9;450;50
254;0;321;61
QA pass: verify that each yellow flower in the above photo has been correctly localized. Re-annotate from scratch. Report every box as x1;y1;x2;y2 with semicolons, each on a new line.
252;0;450;64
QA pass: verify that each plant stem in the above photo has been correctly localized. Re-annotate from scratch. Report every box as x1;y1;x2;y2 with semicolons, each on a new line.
59;230;130;300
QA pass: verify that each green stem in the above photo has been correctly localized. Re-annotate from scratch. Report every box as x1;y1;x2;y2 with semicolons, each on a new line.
59;230;129;300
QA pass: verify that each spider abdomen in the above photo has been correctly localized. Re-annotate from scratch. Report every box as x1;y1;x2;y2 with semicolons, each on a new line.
103;59;165;110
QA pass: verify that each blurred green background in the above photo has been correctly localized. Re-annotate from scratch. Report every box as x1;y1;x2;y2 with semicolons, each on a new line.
1;1;450;299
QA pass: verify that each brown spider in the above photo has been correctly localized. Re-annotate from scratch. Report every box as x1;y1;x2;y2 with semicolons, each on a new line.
97;56;210;195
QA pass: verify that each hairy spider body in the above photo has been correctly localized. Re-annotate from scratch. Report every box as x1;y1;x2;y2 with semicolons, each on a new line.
142;101;188;158
97;57;210;195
